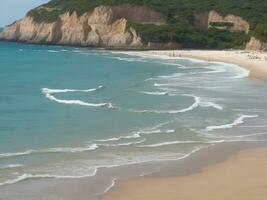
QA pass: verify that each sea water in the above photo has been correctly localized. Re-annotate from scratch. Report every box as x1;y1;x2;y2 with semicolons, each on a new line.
0;42;267;198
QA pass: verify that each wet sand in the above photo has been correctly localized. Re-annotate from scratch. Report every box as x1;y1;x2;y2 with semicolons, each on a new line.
104;147;267;200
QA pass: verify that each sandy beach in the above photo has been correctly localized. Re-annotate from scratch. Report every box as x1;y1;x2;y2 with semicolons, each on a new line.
103;147;267;200
146;50;267;81
102;50;267;200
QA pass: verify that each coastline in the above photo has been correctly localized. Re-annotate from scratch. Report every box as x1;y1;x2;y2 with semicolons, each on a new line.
103;145;267;200
145;50;267;81
102;50;267;200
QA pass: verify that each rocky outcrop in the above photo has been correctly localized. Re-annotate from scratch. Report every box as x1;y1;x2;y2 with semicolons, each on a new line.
0;5;167;49
208;11;250;33
246;37;267;51
195;11;250;33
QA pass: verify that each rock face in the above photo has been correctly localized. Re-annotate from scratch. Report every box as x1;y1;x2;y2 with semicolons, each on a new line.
195;11;250;33
0;4;167;49
246;37;267;51
208;11;250;33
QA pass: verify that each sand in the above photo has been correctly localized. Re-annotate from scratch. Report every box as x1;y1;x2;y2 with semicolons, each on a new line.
145;50;267;81
103;148;267;200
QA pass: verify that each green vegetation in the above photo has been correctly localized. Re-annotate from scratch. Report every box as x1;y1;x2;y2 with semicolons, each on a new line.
26;0;267;48
27;9;61;23
253;23;267;42
127;21;249;49
209;22;234;28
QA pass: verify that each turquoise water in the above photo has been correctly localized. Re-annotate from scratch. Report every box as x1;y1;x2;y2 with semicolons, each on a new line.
0;42;267;195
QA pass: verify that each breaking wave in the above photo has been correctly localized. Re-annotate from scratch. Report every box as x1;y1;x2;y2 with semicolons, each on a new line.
126;95;222;114
41;86;113;108
205;114;258;131
0;169;98;187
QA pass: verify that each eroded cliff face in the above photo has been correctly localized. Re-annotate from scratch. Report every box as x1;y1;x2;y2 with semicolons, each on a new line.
195;11;250;33
208;11;250;33
246;37;267;51
0;5;166;48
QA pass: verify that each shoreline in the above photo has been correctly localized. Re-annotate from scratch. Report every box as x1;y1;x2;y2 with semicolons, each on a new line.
103;144;267;200
102;50;267;200
145;50;267;81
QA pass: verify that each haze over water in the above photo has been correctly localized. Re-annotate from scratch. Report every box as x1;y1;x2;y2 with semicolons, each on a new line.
0;42;267;198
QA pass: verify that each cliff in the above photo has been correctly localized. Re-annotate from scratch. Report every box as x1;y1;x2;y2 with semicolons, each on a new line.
0;5;166;48
1;0;266;50
246;37;267;51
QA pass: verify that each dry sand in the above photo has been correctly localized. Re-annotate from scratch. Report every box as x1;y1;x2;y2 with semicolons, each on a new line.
146;50;267;81
103;148;267;200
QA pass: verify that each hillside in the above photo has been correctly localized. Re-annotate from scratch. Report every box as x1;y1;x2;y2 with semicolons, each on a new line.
0;0;267;50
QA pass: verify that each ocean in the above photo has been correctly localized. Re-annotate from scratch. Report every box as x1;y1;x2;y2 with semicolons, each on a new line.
0;41;267;199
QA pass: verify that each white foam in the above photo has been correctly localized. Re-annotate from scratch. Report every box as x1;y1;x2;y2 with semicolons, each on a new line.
47;50;59;53
94;133;141;142
203;132;267;139
95;178;117;195
42;86;103;94
139;91;169;96
94;129;175;143
231;65;250;79
0;164;24;170
0;150;37;159
205;114;258;131
98;138;146;147
45;143;98;153
138;140;224;147
0;169;97;187
199;100;223;110
126;95;200;114
41;86;113;108
0;144;98;160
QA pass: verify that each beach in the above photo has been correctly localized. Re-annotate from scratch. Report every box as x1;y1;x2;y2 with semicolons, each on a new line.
146;50;267;81
1;43;267;199
103;147;267;200
102;50;267;200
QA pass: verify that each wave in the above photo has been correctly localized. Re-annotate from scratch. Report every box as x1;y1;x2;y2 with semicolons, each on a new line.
94;128;175;143
47;50;60;53
228;63;250;79
45;143;98;153
0;164;24;170
139;137;267;148
126;95;200;114
139;91;169;96
0;150;37;159
126;94;222;114
202;132;267;139
138;140;224;147
0;144;98;160
42;86;103;94
95;178;117;196
41;86;113;108
0;169;97;187
98;138;146;147
205;114;258;131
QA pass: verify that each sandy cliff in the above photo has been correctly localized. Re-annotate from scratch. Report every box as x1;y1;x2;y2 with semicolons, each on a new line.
195;11;249;33
0;5;167;49
246;37;267;51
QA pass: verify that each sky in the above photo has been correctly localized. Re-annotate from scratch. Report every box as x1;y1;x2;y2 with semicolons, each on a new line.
0;0;49;27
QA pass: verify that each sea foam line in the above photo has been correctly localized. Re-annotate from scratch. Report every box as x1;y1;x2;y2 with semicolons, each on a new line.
41;86;113;108
0;164;24;170
0;169;98;187
205;114;258;131
94;129;175;143
126;94;222;114
0;144;98;159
